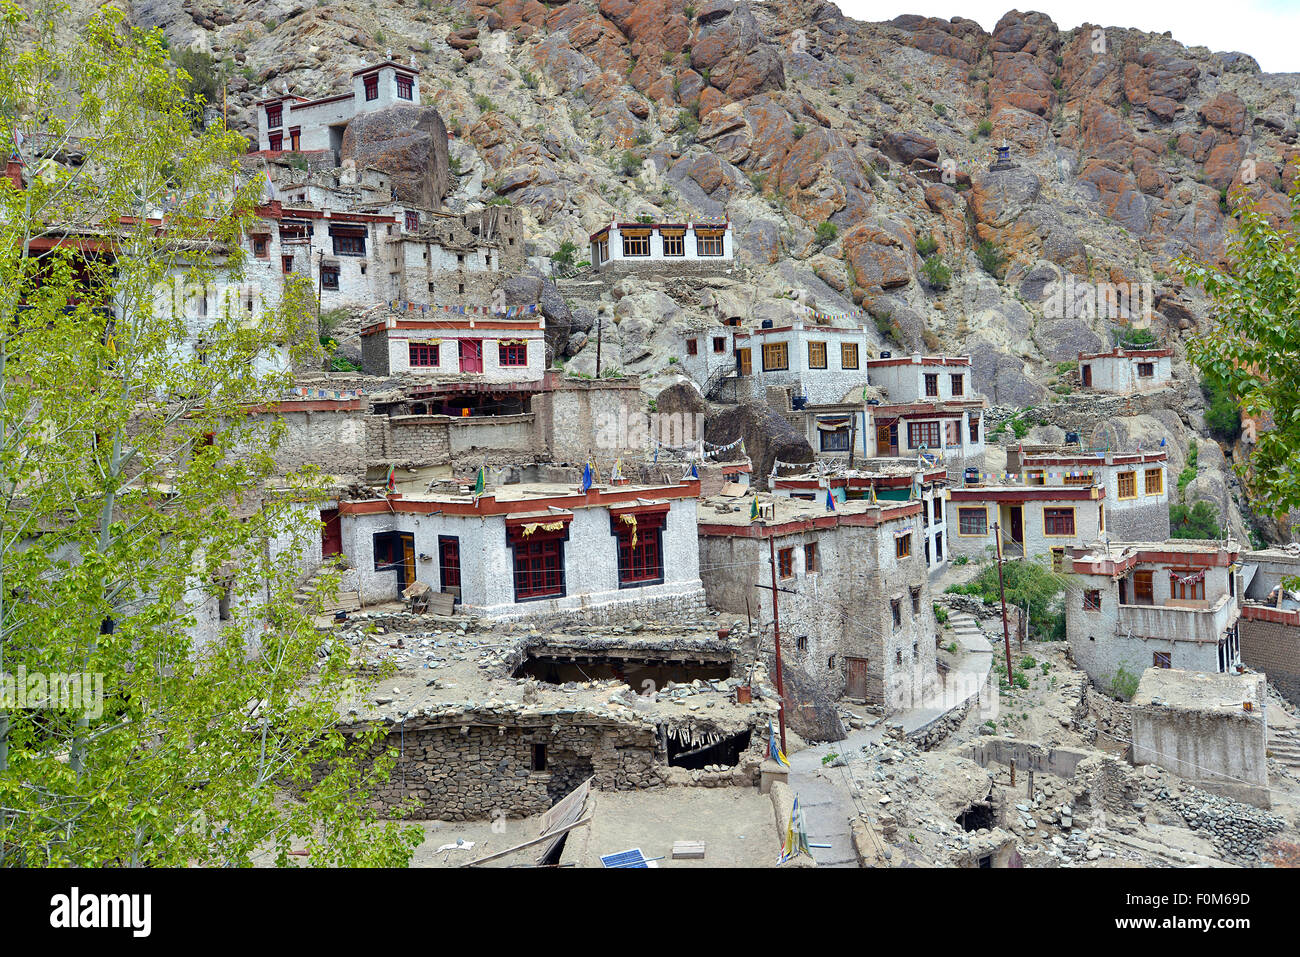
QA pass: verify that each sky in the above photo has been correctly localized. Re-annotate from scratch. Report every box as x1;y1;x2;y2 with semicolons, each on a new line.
839;1;1300;73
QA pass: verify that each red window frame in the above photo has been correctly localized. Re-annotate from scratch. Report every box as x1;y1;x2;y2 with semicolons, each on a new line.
924;373;939;397
686;338;698;356
405;210;420;231
1170;572;1205;601
364;74;379;101
397;74;414;100
281;255;294;274
266;105;282;129
251;236;269;258
777;547;794;579
439;536;460;592
1044;508;1076;536
613;512;665;587
509;528;566;600
895;533;912;559
1083;589;1101;611
498;341;527;366
409;342;439;367
951;373;964;396
268;132;282;151
320;266;339;290
332;231;366;256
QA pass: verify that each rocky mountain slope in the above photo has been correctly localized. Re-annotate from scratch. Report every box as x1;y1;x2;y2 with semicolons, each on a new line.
131;0;1300;543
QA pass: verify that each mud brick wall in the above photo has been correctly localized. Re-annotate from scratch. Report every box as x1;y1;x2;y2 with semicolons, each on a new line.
1239;618;1300;707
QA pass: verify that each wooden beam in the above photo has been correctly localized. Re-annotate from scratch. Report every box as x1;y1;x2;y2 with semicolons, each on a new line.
460;814;594;867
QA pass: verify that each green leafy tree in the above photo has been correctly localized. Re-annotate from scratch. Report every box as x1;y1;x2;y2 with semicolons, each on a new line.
0;4;420;866
1177;179;1300;518
1169;501;1225;539
946;558;1069;640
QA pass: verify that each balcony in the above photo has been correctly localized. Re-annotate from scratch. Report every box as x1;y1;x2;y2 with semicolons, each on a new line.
1115;593;1237;644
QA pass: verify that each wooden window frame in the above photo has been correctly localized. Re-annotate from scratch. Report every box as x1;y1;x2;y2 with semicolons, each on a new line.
1083;589;1101;612
266;104;282;129
510;527;567;601
841;342;859;369
621;232;650;257
951;373;964;396
320;266;340;290
907;420;941;450
804;542;819;574
777;546;795;579
958;507;987;536
1043;506;1076;537
364;74;379;101
712;336;726;353
895;533;912;559
686;338;698;356
1117;471;1137;500
1137;362;1155;378
498;341;528;367
408;342;440;367
613;513;665;587
1145;468;1164;496
762;342;789;371
807;340;827;370
1169;572;1205;602
396;74;414;100
696;233;724;256
924;373;939;397
1153;651;1172;669
661;232;685;257
1133;570;1154;606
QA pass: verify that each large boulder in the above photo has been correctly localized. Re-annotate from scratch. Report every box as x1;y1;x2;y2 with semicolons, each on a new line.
340;104;450;209
706;402;812;485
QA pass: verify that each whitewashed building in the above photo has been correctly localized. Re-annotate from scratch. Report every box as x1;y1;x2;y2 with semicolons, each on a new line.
1005;446;1170;541
1078;347;1174;394
255;60;422;160
729;320;874;406
359;313;546;380
1065;540;1242;688
589;220;733;270
946;483;1107;562
336;478;705;621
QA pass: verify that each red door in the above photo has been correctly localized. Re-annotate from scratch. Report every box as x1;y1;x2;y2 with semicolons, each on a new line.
320;508;342;557
439;536;461;602
459;339;483;373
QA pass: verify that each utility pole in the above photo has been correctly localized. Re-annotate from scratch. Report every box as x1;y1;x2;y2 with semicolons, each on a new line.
595;315;602;378
767;533;788;756
992;521;1014;683
847;410;858;471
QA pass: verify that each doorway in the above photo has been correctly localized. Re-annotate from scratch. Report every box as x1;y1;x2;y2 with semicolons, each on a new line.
845;656;869;700
459;338;483;373
1009;506;1024;546
373;531;417;598
735;347;751;376
1081;364;1092;388
876;422;898;456
438;535;461;603
320;508;342;557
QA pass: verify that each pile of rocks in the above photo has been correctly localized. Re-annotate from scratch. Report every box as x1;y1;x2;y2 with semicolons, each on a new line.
1161;790;1287;862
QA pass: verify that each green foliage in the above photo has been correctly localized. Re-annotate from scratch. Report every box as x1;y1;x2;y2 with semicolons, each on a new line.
1170;501;1225;539
1177;442;1199;495
952;555;969;565
932;103;947;117
915;233;938;257
975;240;1006;278
920;254;951;290
792;123;807;140
1201;378;1241;442
1106;664;1141;701
169;44;225;125
520;69;538;90
933;603;949;625
0;7;419;867
550;239;579;268
814;221;837;246
946;559;1068;640
474;93;494;112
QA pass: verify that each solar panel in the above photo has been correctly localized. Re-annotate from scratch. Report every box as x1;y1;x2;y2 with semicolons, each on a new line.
600;848;649;868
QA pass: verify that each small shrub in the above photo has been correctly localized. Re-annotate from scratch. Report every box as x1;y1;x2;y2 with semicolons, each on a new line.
1107;664;1141;701
933;603;949;625
814;221;837;246
792;123;807;140
474;94;494;112
975;240;1006;278
920;255;951;290
915;233;938;257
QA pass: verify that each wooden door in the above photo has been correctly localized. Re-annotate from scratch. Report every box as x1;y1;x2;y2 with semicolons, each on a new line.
320;508;342;557
1081;364;1092;388
1009;506;1024;544
401;536;417;590
845;657;869;700
439;536;461;602
459;338;483;373
736;347;751;376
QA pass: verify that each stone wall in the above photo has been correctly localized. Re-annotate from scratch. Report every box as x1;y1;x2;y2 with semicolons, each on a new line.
351;714;666;820
1239;617;1300;707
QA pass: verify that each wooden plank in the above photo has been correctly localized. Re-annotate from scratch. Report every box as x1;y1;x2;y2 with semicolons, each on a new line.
460;815;593;867
671;841;706;860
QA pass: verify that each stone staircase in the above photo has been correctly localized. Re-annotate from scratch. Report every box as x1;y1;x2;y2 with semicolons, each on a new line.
1268;727;1300;774
946;612;994;656
293;561;360;616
